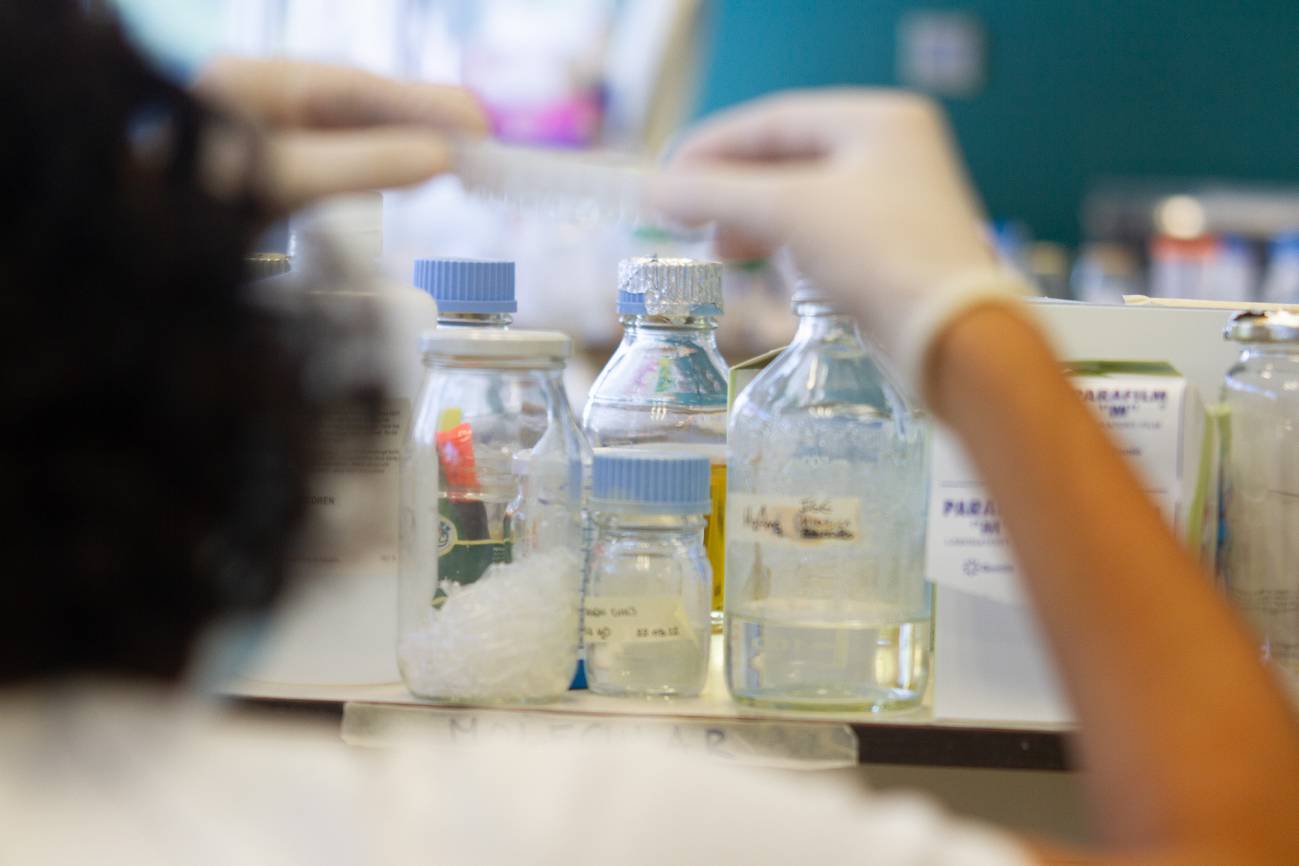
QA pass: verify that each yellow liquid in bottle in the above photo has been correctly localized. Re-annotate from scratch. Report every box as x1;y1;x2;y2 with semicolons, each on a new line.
610;443;727;630
705;458;726;632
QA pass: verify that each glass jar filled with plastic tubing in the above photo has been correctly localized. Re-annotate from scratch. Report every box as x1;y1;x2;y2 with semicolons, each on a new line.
398;327;588;704
584;448;713;698
1220;310;1299;691
726;284;931;712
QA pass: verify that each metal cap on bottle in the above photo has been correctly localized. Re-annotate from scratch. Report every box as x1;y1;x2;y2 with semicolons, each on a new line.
1225;310;1299;344
245;253;291;281
616;256;723;317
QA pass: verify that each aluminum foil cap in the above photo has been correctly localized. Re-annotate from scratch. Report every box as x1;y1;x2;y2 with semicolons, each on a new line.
245;253;291;281
617;256;723;317
1225;310;1299;344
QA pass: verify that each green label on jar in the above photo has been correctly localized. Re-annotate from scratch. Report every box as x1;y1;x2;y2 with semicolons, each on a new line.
435;498;511;596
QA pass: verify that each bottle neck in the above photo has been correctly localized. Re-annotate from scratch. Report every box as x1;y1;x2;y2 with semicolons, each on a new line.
437;312;514;328
620;315;719;344
791;300;862;346
424;355;564;372
1240;344;1299;362
594;511;707;536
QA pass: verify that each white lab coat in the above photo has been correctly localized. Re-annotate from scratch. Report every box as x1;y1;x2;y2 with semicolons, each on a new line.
0;681;1034;866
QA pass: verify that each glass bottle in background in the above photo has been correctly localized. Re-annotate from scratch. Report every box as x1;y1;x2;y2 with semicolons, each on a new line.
1210;235;1257;303
582;257;729;631
1149;234;1217;301
1261;233;1299;305
1220;311;1299;694
584;449;713;698
413;258;516;328
399;328;584;703
1072;242;1142;304
726;285;931;711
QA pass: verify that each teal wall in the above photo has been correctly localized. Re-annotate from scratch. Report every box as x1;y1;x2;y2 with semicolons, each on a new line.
697;1;1299;244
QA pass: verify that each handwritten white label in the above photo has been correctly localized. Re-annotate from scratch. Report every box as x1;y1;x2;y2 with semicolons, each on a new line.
583;597;694;645
729;494;861;547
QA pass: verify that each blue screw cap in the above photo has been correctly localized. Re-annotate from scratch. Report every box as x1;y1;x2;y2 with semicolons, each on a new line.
413;259;516;313
592;448;712;515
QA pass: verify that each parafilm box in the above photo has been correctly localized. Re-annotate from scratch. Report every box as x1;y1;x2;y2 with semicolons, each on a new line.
928;362;1219;723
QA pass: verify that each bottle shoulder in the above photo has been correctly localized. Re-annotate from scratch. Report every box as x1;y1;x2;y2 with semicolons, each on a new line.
735;340;908;421
585;333;729;410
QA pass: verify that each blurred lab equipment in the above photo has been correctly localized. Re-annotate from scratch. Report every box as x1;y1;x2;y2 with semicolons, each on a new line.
1260;234;1299;305
1072;242;1142;304
241;193;438;687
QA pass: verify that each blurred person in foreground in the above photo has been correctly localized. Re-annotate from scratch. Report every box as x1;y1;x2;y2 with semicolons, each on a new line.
3;5;1298;866
0;6;1022;866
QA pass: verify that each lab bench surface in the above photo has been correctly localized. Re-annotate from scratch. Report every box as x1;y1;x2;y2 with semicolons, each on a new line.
226;636;1073;772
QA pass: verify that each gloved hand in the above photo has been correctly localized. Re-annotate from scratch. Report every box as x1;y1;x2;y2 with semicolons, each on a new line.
194;57;488;210
648;89;1029;398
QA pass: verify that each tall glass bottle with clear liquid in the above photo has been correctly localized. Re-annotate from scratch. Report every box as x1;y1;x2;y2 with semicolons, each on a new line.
582;257;729;629
726;286;930;711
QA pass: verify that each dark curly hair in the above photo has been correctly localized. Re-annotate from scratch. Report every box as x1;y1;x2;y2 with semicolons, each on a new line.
0;3;339;683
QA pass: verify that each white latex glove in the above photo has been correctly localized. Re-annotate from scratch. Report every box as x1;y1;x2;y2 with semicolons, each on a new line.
194;57;488;210
648;89;1029;398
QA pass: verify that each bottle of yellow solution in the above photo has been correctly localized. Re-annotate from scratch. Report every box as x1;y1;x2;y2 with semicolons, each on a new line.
582;257;729;630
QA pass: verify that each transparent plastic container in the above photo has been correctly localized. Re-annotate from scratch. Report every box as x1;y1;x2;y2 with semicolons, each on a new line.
244;193;438;688
582;257;728;628
726;291;931;712
398;328;586;703
584;449;712;698
413;258;516;329
1221;311;1299;690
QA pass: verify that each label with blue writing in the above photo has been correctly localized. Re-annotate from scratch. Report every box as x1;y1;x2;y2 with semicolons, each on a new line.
729;494;861;547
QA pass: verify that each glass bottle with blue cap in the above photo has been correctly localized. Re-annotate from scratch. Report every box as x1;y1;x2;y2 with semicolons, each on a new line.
582;257;729;632
398;328;586;704
584;448;713;698
413;258;517;328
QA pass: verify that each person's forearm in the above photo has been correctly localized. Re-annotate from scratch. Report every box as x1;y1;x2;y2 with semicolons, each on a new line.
929;305;1299;860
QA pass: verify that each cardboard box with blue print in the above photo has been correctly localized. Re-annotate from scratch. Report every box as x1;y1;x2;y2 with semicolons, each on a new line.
929;354;1222;724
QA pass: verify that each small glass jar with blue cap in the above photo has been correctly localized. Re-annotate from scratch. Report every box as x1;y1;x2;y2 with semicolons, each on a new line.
413;258;516;328
584;448;713;698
